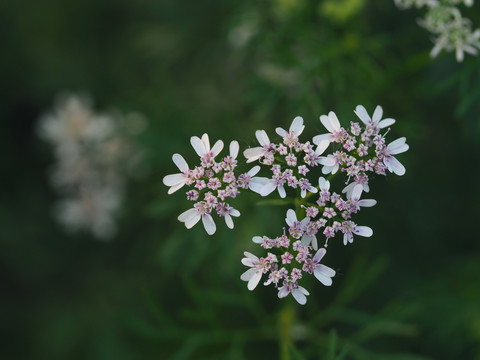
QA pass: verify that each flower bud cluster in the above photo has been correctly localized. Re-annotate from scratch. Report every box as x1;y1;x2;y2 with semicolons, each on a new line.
164;134;261;235
395;0;480;62
38;94;145;239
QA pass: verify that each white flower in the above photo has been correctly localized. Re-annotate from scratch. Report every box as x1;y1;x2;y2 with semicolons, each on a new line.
343;224;373;245
277;282;310;305
177;205;216;235
311;248;336;286
240;252;264;290
285;209;312;246
312;111;341;147
354;105;395;129
190;133;224;160
275;116;305;140
162;154;190;194
243;130;272;163
221;205;241;229
384;137;409;176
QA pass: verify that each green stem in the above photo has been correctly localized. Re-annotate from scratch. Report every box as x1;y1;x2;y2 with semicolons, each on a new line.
279;303;295;360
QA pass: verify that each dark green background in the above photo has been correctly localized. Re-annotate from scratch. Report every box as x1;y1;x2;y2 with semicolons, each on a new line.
1;0;480;359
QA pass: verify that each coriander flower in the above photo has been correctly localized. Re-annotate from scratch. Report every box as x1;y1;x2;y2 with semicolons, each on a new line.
275;116;305;148
177;202;217;235
191;133;224;167
354;105;395;130
163;154;190;194
312;111;343;147
383;137;409;176
243;130;274;163
311;248;336;286
278;281;310;305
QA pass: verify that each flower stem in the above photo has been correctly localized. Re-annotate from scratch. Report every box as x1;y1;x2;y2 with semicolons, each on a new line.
278;303;295;360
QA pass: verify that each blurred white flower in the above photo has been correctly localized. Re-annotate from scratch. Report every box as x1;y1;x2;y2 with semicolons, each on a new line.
38;93;145;240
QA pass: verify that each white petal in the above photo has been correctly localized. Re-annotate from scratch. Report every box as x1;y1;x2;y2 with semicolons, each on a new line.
247;165;260;176
278;286;289;299
230;209;240;217
285;209;297;226
311;236;318;250
259;181;276;196
351;184;363;200
241;257;256;267
201;133;210;152
290;116;304;136
316;264;336;278
275;127;288;137
388;137;406;152
342;182;355;195
202;214;216;235
353;226;373;237
301;234;313;247
167;182;185;194
211;140;224;157
320;114;334;133
315;141;329;156
292;288;307;305
178;208;198;222
319;156;336;166
313;248;326;262
241;267;257;281
243;147;264;163
314;269;333;286
249;177;270;193
252;236;263;244
247;271;262;290
243;251;259;262
312;133;333;145
172;154;188;172
372;105;383;123
308;186;318;194
185;213;201;229
229;141;239;159
327;111;341;131
255;130;270;146
385;156;406;176
190;136;207;156
378;118;395;128
354;105;370;125
278;185;286;198
225;214;234;229
298;286;309;295
358;199;377;207
163;173;185;187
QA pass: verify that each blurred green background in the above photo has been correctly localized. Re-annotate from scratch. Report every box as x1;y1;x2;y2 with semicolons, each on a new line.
2;0;480;359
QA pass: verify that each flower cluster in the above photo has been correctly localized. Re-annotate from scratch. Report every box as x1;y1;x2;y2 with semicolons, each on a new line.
38;94;145;239
163;133;261;235
164;104;408;304
241;215;336;305
395;0;480;62
239;105;408;304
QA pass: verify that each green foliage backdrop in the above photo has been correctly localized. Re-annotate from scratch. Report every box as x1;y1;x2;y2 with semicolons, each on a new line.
1;0;480;359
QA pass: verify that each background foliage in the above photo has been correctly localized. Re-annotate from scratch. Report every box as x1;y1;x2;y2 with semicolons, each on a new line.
1;0;480;359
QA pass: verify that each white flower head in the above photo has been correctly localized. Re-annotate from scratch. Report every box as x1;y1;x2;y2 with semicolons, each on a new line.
312;111;342;147
354;105;395;129
384;137;409;176
311;248;336;286
162;154;190;194
243;130;273;163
